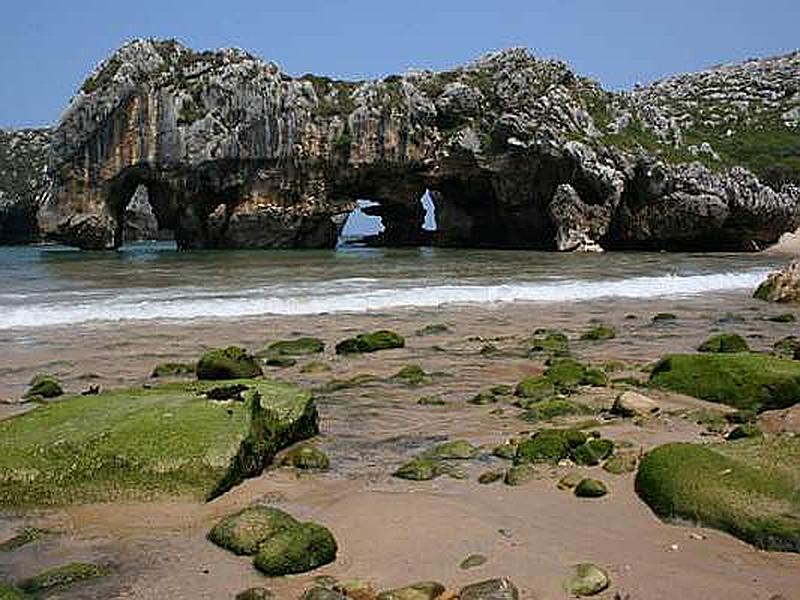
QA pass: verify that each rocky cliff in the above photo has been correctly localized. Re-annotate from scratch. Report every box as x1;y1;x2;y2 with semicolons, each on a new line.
15;41;800;249
0;129;50;244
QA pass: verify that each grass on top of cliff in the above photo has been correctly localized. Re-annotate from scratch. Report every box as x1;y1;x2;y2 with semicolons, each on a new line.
0;380;316;507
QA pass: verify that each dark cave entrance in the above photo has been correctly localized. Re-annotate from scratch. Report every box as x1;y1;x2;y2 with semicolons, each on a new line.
121;185;175;244
337;191;438;248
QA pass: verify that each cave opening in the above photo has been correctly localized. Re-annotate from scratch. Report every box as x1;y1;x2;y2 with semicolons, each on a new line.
120;185;175;246
337;191;437;248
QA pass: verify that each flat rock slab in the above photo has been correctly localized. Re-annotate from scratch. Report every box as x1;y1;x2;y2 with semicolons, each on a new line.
0;380;317;506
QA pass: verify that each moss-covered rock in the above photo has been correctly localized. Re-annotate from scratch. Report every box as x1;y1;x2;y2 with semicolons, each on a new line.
416;324;449;336
574;478;608;498
300;361;333;374
264;337;324;357
302;587;348;600
265;356;297;368
254;522;337;576
281;445;331;470
0;380;317;506
523;399;593;422
649;353;800;412
726;424;764;441
0;527;50;552
422;440;479;460
545;359;589;389
754;262;800;304
392;365;429;386
515;429;587;464
564;564;610;597
459;578;519;600
335;331;405;355
571;439;615;466
603;453;638;475
557;472;584;490
773;336;800;359
504;464;537;486
205;383;249;401
767;313;797;323
209;506;299;555
393;458;441;481
236;588;276;600
492;441;518;460
514;377;556;401
20;562;110;593
0;583;27;600
478;470;505;484
580;324;616;341
25;374;63;399
196;346;262;380
698;333;750;353
652;313;677;323
376;582;445;600
151;362;196;378
528;330;570;357
635;440;800;551
469;390;499;405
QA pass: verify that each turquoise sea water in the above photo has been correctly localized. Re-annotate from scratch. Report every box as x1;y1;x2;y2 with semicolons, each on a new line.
0;242;784;331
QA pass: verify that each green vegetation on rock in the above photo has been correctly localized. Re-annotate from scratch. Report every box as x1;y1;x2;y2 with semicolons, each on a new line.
208;506;300;555
236;588;276;600
527;330;570;357
376;582;446;600
773;336;800;359
335;330;405;354
254;522;337;576
0;583;27;600
392;365;429;386
574;478;609;498
580;324;616;341
514;377;556;401
0;380;317;506
516;359;607;401
571;439;615;466
603;453;638;475
25;374;63;399
726;424;764;441
635;439;800;552
281;445;331;470
652;313;677;323
421;440;479;460
649;353;800;412
522;399;594;422
263;338;324;357
505;464;537;486
393;458;442;481
697;333;750;353
151;362;196;378
20;562;110;594
0;527;50;552
515;429;587;464
564;563;610;597
415;324;449;336
196;346;263;380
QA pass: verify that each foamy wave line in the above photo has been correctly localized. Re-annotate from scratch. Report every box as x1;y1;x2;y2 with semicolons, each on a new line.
0;269;770;329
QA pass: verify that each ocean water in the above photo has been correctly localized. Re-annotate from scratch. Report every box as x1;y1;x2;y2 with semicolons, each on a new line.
0;242;784;331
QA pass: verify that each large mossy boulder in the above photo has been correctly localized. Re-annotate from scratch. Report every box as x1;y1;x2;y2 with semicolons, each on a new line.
208;506;299;555
196;346;263;380
20;562;110;594
24;374;63;399
697;333;750;353
649;353;800;412
0;380;317;506
254;522;337;576
515;429;587;464
635;439;800;552
335;330;405;355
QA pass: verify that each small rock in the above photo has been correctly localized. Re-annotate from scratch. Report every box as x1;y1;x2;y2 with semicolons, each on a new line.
459;578;519;600
236;588;276;600
303;588;349;600
478;470;505;485
376;581;446;600
574;478;608;498
460;554;488;570
564;564;610;597
557;472;583;490
281;445;331;470
504;464;537;486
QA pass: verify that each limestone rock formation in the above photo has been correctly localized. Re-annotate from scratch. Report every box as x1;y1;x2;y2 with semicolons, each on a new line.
0;129;51;244
5;41;800;250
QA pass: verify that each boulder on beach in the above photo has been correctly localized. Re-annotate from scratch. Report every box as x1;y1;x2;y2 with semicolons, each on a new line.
564;563;610;597
0;379;318;506
754;262;800;304
376;581;445;600
459;578;519;600
335;330;405;355
263;337;325;357
281;445;331;470
649;353;800;412
208;506;299;555
20;562;111;594
574;478;609;498
515;429;587;464
196;346;263;380
611;391;659;418
254;521;338;576
697;333;750;353
635;439;800;552
24;374;63;399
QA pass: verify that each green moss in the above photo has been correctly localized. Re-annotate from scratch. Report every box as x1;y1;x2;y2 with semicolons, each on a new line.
377;582;446;600
20;562;110;593
727;424;763;441
281;445;330;470
264;338;324;357
649;353;800;412
635;440;800;552
580;324;617;341
582;368;609;387
393;458;441;481
523;399;594;422
0;380;317;506
514;377;556;401
25;375;63;399
151;362;196;378
492;442;518;460
335;330;405;355
504;464;537;486
773;336;800;359
515;429;587;464
564;563;610;597
697;334;750;354
469;390;499;405
392;365;429;386
236;588;276;600
254;522;337;576
265;356;297;368
574;478;608;498
300;361;333;375
603;453;638;475
571;439;615;466
421;440;478;460
320;374;379;392
196;346;262;380
208;506;299;555
528;330;570;357
557;472;584;490
0;527;50;552
0;583;27;600
690;409;729;434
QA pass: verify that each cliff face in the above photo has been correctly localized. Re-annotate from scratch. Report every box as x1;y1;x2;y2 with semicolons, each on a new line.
23;41;800;249
0;129;50;244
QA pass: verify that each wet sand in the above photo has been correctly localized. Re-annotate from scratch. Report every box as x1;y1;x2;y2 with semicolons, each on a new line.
2;291;800;599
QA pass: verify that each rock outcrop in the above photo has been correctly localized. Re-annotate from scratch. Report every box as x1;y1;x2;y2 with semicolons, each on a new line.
8;41;800;250
0;129;50;244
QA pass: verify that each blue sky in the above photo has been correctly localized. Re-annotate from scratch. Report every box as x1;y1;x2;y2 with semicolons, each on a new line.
1;0;798;128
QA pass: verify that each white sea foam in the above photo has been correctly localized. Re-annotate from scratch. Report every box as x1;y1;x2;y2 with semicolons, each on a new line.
0;269;770;330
